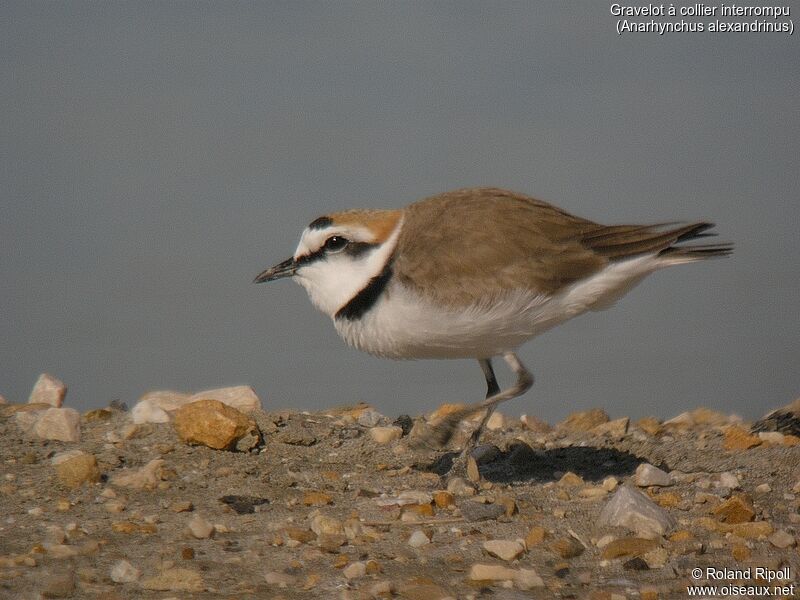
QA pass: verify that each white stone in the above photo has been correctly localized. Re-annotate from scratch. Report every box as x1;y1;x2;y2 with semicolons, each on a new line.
514;567;545;589
137;390;192;412
14;410;45;434
188;514;214;539
356;409;383;427
34;408;80;442
369;426;402;444
635;463;672;487
28;373;66;407
407;529;430;548
342;561;366;579
755;483;772;493
110;559;141;583
717;472;740;489
110;459;164;490
597;484;676;538
483;539;525;561
757;431;785;444
768;530;796;549
486;411;507;430
131;399;170;424
310;513;343;536
468;563;516;583
188;385;261;413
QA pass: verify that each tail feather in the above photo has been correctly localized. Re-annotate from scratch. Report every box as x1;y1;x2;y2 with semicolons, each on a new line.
581;221;733;262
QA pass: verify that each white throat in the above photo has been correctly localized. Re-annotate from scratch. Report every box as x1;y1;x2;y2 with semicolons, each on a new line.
294;217;404;318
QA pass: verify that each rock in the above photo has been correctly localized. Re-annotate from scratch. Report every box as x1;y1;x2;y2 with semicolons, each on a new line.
343;561;366;579
768;529;796;548
591;417;629;438
302;491;333;506
446;477;475;497
356;409;384;427
549;537;584;558
665;407;730;428
520;414;552;432
468;564;544;589
110;459;165;490
34;408;80;442
754;483;771;493
525;526;547;547
14;409;46;434
695;517;773;538
369;426;402;444
717;472;740;489
51;450;100;488
173;399;260;451
407;529;430;548
188;385;261;413
433;491;455;508
28;373;66;407
310;514;343;536
131;400;170;424
140;567;204;592
41;571;75;598
137;390;192;412
634;463;672;487
597;485;676;538
558;471;585;487
485;411;506;430
636;417;662;435
458;500;504;522
188;514;214;539
483;539;525;561
757;431;785;444
558;408;609;432
602;476;619;492
284;527;316;544
751;397;800;436
170;500;194;513
110;559;141;583
712;494;755;523
723;425;762;450
600;537;658;559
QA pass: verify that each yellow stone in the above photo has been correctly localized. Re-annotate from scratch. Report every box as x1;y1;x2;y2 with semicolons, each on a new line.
713;494;755;524
723;425;762;451
173;399;260;451
302;491;333;506
600;537;658;560
525;526;547;547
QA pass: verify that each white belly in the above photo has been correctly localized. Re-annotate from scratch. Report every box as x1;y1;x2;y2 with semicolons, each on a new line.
332;254;661;359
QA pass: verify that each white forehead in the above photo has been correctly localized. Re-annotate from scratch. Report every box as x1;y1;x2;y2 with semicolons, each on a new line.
293;223;377;259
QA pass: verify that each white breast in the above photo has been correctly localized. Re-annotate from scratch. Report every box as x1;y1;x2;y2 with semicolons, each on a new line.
333;254;663;359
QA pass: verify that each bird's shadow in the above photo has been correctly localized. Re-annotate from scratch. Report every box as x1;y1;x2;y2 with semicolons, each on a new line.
422;441;648;484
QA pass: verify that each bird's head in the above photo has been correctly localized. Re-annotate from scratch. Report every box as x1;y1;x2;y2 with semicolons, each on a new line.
254;209;403;317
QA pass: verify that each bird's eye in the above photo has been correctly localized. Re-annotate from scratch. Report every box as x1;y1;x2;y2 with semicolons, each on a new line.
323;236;349;253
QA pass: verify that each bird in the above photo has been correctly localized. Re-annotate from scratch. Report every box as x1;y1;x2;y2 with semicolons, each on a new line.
254;187;732;473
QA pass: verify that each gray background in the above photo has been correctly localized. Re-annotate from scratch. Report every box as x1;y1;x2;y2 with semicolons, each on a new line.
2;2;798;423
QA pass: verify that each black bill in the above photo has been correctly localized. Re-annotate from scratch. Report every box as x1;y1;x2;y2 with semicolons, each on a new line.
253;257;297;283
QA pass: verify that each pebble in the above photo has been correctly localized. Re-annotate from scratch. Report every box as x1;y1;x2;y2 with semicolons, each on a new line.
483;539;525;561
407;529;430;548
51;450;101;488
342;561;366;579
356;409;384;427
723;425;762;450
520;414;552;432
131;399;170;424
446;477;475;497
600;537;658;559
369;425;403;444
188;385;262;413
635;463;672;487
140;567;204;592
136;389;192;412
110;559;141;583
173;399;261;451
549;537;584;558
264;571;296;586
485;411;506;430
468;564;544;589
188;514;214;539
458;500;504;522
597;484;676;538
712;494;755;524
34;408;81;442
110;459;165;490
525;526;547;547
768;529;796;548
717;472;740;489
28;373;67;407
754;483;771;493
302;491;333;506
558;408;609;432
310;514;344;536
591;416;629;438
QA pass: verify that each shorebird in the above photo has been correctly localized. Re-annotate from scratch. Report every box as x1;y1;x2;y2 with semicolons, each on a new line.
255;187;731;471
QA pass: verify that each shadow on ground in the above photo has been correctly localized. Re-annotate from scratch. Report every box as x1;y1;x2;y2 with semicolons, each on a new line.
423;441;646;484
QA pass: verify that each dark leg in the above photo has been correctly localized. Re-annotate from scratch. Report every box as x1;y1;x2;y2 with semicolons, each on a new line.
479;358;500;398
